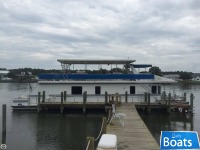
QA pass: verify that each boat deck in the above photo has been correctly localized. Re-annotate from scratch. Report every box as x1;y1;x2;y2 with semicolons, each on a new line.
106;103;159;150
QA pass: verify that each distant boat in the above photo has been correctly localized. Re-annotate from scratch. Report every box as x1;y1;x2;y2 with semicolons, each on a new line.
12;82;32;106
13;96;29;104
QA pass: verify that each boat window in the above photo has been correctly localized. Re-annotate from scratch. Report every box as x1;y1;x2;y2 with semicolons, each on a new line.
151;86;157;94
71;86;82;95
130;86;135;94
95;86;101;95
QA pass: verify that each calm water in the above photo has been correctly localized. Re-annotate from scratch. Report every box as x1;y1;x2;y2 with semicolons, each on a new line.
0;83;200;149
139;84;200;144
0;83;104;150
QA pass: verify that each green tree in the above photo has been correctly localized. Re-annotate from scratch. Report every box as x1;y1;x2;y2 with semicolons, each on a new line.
7;71;16;79
110;68;124;73
179;72;193;81
149;66;162;76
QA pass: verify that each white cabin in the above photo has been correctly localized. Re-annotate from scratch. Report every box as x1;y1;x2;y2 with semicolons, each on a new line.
24;59;176;106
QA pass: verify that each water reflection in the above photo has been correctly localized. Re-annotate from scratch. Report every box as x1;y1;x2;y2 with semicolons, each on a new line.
8;111;104;150
34;112;104;150
6;83;29;91
139;112;194;144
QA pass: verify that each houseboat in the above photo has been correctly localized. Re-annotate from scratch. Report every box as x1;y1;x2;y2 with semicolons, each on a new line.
12;59;176;108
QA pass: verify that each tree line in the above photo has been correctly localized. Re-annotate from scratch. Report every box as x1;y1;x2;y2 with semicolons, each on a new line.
4;66;194;81
149;66;193;81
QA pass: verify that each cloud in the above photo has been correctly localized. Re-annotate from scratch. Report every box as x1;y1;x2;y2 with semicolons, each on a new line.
0;0;200;72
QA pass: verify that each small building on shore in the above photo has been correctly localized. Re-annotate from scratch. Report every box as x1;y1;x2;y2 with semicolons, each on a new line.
163;74;180;81
0;70;10;80
192;73;200;81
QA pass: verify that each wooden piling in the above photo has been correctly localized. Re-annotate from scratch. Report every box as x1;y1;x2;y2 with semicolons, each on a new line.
163;91;166;104
105;91;108;103
60;92;64;113
2;104;6;144
102;117;107;134
107;109;112;123
161;92;165;101
86;137;94;150
183;92;186;101
190;93;194;113
42;91;45;102
144;92;147;103
147;93;151;114
125;91;128;103
190;117;194;131
111;95;114;103
83;91;87;113
64;91;67;102
168;93;171;113
37;92;41;112
116;93;118;103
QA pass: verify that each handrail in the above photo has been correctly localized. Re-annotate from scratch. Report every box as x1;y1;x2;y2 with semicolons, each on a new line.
31;92;162;105
47;93;159;97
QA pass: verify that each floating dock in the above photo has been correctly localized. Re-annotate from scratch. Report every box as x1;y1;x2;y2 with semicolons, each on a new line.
106;103;159;150
11;92;194;114
11;101;192;113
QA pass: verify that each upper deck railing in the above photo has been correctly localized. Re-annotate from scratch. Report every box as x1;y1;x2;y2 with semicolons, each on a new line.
38;73;154;80
40;59;155;81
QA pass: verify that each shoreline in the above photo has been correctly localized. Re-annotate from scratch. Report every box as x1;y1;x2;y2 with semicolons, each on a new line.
0;79;38;83
177;81;200;85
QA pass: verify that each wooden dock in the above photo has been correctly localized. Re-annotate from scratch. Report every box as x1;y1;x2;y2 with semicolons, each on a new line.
106;103;159;150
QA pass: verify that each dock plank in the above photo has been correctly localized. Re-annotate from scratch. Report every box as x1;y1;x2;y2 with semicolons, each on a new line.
107;103;159;150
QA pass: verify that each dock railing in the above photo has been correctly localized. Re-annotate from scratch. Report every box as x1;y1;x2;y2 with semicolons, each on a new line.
31;91;161;105
30;91;195;115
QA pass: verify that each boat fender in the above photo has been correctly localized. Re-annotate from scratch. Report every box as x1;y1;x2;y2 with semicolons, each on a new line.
178;107;182;112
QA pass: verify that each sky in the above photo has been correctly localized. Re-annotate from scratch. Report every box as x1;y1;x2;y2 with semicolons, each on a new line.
0;0;200;72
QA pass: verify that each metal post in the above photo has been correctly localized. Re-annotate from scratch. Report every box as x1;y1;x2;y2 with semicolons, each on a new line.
42;91;45;102
147;93;151;114
83;91;87;113
37;92;41;112
2;104;6;144
60;92;64;113
125;91;128;103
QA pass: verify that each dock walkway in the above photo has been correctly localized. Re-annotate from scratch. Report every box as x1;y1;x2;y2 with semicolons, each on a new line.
107;103;159;150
